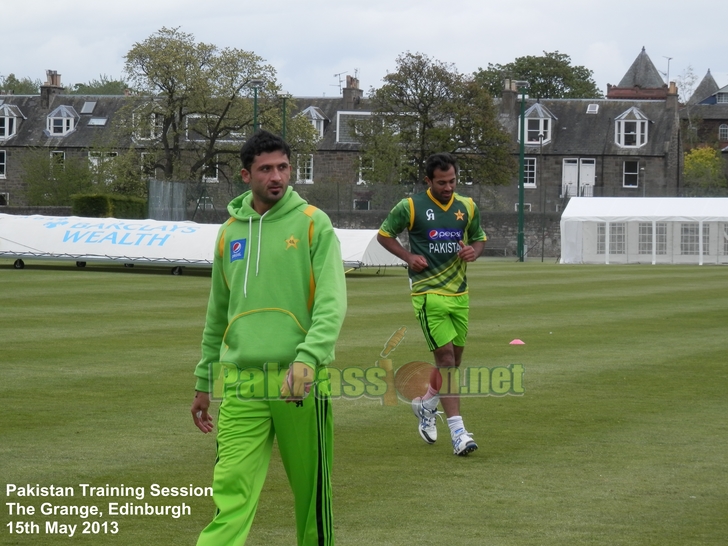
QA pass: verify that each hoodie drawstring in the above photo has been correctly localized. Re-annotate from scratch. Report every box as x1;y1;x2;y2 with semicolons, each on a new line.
243;211;268;298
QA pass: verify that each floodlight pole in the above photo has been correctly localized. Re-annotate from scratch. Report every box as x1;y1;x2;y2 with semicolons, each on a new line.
278;92;291;140
516;81;529;262
249;78;265;132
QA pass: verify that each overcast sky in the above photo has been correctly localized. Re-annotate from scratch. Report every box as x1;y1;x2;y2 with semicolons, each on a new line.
6;0;727;100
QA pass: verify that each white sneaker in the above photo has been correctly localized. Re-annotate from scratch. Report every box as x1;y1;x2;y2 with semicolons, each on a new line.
412;396;441;444
452;430;478;456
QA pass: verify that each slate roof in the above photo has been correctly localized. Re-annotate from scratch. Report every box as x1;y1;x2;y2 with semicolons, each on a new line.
0;94;130;148
688;70;719;105
290;96;372;151
502;98;677;157
618;47;666;89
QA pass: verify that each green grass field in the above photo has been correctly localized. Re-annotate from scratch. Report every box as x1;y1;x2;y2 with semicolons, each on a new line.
1;259;727;545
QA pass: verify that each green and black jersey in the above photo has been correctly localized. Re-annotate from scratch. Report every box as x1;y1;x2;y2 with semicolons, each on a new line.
379;189;486;296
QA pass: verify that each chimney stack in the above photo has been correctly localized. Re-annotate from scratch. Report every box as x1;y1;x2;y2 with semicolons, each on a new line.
343;75;363;110
40;70;64;108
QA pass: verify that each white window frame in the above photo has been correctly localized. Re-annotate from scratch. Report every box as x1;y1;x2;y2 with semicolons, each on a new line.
0;116;16;139
680;223;709;255
719;124;728;141
336;111;371;144
202;156;219;183
638;222;667;255
353;199;371;211
716;93;728;104
524;157;536;187
615;107;649;148
515;202;532;212
0;150;6;178
196;196;214;210
358;156;373;185
526;118;550;144
597;223;626;255
134;112;164;140
623;160;640;188
296;154;314;184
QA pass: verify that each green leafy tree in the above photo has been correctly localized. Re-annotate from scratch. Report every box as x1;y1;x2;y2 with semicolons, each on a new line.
683;146;727;192
358;52;515;188
475;51;602;99
0;74;42;94
21;149;94;205
68;75;129;95
120;27;316;186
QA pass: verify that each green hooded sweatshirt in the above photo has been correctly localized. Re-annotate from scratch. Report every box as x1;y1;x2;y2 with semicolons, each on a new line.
194;187;347;392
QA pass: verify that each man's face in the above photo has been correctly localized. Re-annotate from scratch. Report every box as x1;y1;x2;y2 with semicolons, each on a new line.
426;165;457;205
241;150;292;214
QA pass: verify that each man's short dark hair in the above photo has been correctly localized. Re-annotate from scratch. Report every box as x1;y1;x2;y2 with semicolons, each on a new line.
425;153;459;180
240;130;292;172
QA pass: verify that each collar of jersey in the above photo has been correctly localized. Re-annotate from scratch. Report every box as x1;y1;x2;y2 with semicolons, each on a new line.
426;188;454;211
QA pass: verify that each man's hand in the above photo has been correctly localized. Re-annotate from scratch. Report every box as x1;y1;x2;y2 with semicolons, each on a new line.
281;362;315;401
191;391;214;434
457;241;478;262
407;254;428;272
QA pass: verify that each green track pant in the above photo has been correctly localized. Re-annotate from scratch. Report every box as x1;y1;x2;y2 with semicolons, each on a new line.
196;371;334;546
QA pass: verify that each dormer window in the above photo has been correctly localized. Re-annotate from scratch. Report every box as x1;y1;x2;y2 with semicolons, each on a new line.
717;93;728;104
46;105;79;137
133;109;164;140
615;107;649;148
0;104;24;139
519;103;554;144
299;106;327;139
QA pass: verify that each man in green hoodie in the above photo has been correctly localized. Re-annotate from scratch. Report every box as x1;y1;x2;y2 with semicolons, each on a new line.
191;130;347;546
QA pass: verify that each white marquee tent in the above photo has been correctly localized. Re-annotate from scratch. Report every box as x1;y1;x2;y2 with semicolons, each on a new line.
560;197;728;265
0;214;404;271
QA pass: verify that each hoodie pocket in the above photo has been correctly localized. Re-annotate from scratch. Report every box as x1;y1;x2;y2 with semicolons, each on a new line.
221;308;308;366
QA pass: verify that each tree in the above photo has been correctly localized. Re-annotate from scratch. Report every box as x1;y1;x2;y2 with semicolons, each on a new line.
121;27;316;188
21;149;94;206
68;75;129;95
683;146;727;193
357;52;515;189
474;51;602;99
0;74;42;95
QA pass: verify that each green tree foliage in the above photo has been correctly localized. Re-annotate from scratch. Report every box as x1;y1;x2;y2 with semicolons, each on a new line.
121;27;316;185
358;52;515;188
0;74;42;95
683;146;727;191
475;51;602;99
68;75;129;95
21;149;94;206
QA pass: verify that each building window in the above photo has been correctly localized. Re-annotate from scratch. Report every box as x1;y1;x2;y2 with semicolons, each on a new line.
141;152;157;179
134;112;164;140
520;103;553;144
623;161;640;188
0;104;23;139
0;150;6;178
202;156;219;183
0;116;15;138
336;111;371;144
358;156;373;185
615;107;649;148
196;196;214;210
46;105;79;137
524;157;536;187
0;192;8;206
638;222;667;255
681;223;709;255
597;223;626;254
296;154;313;184
719;124;728;141
515;202;532;212
353;199;370;211
88;152;118;183
717;93;728;104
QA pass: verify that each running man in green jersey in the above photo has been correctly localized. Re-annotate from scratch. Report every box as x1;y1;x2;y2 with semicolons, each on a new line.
191;130;347;545
377;153;486;456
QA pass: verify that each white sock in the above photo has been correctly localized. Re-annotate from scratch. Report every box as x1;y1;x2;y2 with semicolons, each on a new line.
447;416;465;439
422;386;440;410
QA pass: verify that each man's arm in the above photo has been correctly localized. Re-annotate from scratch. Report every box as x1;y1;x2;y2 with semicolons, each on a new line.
457;240;485;262
377;233;428;272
